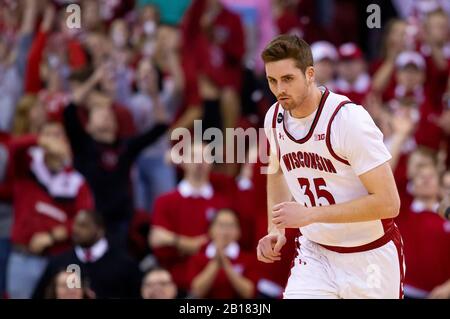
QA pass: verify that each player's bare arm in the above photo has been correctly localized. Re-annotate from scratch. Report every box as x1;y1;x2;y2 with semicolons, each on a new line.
256;152;291;263
272;162;400;229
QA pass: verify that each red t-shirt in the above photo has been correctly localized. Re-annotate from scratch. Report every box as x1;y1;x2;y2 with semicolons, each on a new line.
181;0;245;90
151;186;233;291
421;45;450;109
187;243;257;299
396;204;450;295
414;97;445;151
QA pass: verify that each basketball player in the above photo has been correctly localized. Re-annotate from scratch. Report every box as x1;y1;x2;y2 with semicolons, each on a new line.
256;35;405;299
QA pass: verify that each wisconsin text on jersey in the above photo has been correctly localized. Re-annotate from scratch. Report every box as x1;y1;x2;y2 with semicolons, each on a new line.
281;151;337;174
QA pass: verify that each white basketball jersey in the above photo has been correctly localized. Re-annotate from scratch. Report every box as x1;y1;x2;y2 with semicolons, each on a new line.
265;88;394;247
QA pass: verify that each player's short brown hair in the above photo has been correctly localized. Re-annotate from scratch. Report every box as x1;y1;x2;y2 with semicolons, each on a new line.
261;35;313;73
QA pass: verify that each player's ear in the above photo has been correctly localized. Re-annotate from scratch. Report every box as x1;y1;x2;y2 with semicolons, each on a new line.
306;66;315;85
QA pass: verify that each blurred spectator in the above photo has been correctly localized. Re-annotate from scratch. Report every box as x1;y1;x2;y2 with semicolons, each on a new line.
34;210;142;299
137;0;192;26
0;0;37;132
141;267;178;299
441;170;450;199
390;51;426;103
396;164;450;298
383;98;417;198
272;0;305;39
428;279;450;299
80;0;104;33
127;53;182;212
107;19;135;106
24;4;57;95
43;270;95;299
311;41;338;89
149;143;233;293
188;208;256;299
334;42;371;105
438;170;450;221
221;0;276;74
420;9;450;108
6;121;93;299
0;133;12;298
12;95;48;135
393;0;450;20
371;18;408;99
239;156;298;299
63;66;168;247
181;0;245;132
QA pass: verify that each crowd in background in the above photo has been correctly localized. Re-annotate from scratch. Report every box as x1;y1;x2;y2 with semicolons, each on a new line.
0;0;449;299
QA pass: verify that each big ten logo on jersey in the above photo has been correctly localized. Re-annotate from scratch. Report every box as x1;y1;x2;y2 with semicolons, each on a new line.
314;133;325;141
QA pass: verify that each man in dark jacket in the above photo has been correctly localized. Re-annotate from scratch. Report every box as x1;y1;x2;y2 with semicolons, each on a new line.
33;210;142;299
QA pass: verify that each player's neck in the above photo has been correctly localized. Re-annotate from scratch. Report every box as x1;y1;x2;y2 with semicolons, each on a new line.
290;86;322;119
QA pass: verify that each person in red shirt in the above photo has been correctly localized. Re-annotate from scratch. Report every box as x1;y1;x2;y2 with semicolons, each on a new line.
188;208;256;299
385;51;426;105
420;9;450;109
334;43;371;105
6;121;93;299
149;143;233;293
181;0;245;133
396;164;450;298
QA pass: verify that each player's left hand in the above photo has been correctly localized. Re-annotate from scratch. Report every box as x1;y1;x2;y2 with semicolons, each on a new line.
272;202;313;229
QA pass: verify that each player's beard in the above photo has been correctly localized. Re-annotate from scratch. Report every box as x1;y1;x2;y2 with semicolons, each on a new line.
279;92;308;112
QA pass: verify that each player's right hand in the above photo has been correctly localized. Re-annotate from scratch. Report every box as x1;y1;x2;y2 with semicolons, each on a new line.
257;230;286;263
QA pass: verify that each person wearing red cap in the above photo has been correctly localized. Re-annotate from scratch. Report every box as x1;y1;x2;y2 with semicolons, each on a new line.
334;43;371;105
6;120;94;299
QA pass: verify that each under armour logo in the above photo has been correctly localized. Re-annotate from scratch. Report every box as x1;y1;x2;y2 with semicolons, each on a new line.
278;132;285;140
